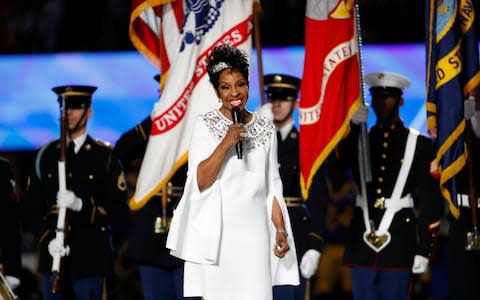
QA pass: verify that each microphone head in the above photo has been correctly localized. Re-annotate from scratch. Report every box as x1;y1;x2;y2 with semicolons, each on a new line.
231;106;242;124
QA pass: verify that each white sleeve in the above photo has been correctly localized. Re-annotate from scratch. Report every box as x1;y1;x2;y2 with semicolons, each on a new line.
266;126;300;286
187;116;215;180
166;115;223;264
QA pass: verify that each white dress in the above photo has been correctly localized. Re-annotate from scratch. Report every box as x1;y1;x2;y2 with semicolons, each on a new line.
166;109;299;300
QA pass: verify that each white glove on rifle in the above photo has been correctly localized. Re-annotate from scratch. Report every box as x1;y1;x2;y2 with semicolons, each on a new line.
255;102;274;121
5;275;20;290
351;103;369;124
57;190;82;211
48;237;70;258
300;249;321;279
411;254;429;274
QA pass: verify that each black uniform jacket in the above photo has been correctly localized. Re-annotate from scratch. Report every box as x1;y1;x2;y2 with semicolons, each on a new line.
0;157;21;278
113;116;186;269
25;136;130;279
277;126;327;258
339;121;442;269
126;165;187;269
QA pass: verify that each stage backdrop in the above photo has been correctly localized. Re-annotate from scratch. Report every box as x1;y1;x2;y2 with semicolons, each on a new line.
0;44;427;151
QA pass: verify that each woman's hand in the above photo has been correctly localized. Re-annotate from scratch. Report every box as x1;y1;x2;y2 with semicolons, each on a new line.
273;229;290;258
222;123;246;149
197;123;247;191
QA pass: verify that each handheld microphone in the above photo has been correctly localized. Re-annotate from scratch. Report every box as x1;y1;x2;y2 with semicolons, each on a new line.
231;106;243;159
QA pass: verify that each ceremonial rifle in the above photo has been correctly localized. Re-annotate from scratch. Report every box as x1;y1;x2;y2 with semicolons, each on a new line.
51;95;70;293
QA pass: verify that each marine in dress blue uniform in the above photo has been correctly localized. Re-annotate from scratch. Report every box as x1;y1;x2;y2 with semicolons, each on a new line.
24;85;130;300
263;74;327;300
338;72;443;300
113;75;200;300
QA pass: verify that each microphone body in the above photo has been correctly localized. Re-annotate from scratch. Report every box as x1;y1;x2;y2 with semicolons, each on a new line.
231;107;243;159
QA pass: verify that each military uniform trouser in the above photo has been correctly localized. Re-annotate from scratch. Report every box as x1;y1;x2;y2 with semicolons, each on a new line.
41;274;104;300
350;268;411;300
273;267;306;300
139;265;201;300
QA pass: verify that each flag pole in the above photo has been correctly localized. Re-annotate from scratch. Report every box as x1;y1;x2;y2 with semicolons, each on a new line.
353;1;372;187
253;1;266;105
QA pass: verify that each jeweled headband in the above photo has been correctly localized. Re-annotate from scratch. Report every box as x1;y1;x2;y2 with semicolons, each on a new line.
211;62;231;74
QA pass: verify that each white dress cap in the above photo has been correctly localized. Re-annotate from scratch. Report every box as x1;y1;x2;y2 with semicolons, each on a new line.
365;72;410;90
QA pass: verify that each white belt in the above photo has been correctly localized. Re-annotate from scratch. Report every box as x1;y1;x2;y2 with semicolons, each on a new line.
457;194;480;208
355;195;414;209
377;194;413;235
384;195;414;209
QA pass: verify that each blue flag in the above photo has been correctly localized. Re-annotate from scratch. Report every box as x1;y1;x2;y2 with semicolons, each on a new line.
426;0;480;218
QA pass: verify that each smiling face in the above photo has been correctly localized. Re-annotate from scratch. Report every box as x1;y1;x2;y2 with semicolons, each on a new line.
216;68;249;118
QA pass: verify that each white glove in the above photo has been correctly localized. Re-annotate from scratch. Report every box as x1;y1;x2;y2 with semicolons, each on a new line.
472;112;480;138
57;190;83;211
351;103;369;124
465;96;480;137
5;275;20;290
300;249;321;279
256;102;274;121
411;254;429;274
465;96;476;120
48;237;70;258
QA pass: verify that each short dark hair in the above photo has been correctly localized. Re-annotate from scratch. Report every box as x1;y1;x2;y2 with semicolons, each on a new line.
206;44;249;89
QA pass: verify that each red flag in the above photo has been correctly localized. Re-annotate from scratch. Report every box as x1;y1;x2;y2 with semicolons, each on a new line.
299;0;361;199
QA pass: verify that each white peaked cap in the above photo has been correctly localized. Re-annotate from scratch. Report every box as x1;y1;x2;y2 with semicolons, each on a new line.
365;71;410;90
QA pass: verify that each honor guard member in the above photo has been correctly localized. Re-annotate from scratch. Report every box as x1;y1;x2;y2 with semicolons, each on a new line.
113;74;199;300
0;156;21;297
447;95;480;300
261;74;327;300
339;72;442;300
24;85;130;300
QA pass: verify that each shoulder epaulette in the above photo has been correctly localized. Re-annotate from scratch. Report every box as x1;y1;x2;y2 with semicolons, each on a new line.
35;141;55;180
92;138;113;149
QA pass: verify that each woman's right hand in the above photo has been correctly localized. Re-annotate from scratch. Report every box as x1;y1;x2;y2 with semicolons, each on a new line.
222;123;246;149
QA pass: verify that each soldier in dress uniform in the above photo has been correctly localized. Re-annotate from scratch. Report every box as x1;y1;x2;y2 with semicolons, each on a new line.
338;72;443;300
447;95;480;300
0;156;21;298
24;85;130;300
113;74;199;300
261;73;327;300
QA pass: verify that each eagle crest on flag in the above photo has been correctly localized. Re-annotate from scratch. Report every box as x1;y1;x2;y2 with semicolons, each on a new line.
180;0;225;51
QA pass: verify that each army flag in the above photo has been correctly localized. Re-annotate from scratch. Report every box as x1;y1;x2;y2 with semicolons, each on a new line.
299;0;361;199
129;0;253;209
426;0;480;218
